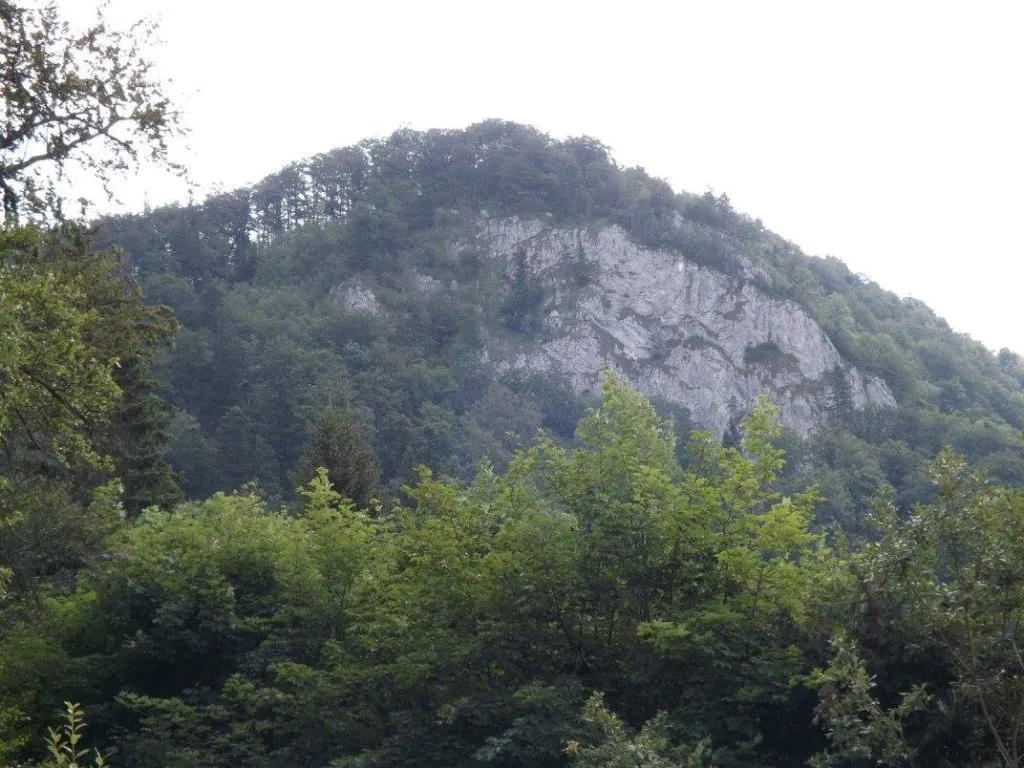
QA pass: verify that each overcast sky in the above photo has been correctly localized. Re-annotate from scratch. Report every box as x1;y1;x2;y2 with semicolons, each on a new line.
65;0;1024;353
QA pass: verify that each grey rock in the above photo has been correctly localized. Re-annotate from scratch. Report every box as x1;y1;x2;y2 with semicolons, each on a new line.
331;280;381;315
473;218;896;438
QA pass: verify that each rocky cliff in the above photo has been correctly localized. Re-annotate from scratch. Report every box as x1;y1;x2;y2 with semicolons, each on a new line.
96;121;1024;504
470;218;895;438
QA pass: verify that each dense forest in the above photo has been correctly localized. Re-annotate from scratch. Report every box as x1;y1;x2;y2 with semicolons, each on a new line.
92;120;1024;534
5;3;1024;766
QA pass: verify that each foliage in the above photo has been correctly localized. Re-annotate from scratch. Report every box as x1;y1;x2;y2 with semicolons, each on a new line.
294;408;379;508
0;0;181;220
36;702;107;768
0;468;380;765
565;692;713;767
6;368;1024;765
810;451;1024;767
808;633;930;768
0;226;121;470
0;4;182;763
763;242;1024;520
0;0;182;586
84;120;1024;536
0;375;836;766
0;224;178;596
9;108;1024;765
109;354;181;517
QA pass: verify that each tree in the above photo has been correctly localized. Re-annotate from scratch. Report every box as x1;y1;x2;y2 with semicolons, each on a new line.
295;408;379;507
0;0;181;220
0;226;121;472
815;451;1024;767
109;353;181;516
0;225;177;593
809;633;931;768
0;1;181;596
0;376;840;765
565;692;713;768
0;472;381;766
38;702;108;768
0;225;174;475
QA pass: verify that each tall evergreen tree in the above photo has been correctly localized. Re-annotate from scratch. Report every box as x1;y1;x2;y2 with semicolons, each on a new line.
296;408;380;508
111;354;181;516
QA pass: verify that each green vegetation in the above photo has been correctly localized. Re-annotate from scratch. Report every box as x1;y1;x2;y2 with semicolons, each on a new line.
0;0;179;221
83;121;1024;532
0;380;853;764
6;2;1024;764
6;376;1024;766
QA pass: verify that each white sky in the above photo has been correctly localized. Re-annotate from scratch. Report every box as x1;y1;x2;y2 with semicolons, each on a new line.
63;0;1024;353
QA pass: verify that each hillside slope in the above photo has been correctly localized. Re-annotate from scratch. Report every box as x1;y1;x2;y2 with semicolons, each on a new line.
95;121;1024;527
462;217;894;437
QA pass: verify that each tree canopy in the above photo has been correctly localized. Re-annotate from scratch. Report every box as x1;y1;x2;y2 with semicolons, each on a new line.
84;121;1024;534
0;1;180;596
4;8;1024;761
2;374;1022;765
0;0;180;220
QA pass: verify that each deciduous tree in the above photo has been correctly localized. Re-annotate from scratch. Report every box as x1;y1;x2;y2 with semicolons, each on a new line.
0;0;181;220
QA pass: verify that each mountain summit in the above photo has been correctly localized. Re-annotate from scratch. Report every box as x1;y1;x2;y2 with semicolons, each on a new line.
97;120;1024;523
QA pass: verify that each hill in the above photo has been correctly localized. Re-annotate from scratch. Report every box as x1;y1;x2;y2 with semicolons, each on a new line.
95;120;1024;529
8;118;1024;768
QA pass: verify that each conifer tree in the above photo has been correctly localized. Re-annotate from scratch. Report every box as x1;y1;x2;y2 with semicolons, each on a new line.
111;354;181;515
296;408;379;507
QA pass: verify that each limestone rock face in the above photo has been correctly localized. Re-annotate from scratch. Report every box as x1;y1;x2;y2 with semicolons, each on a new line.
471;218;896;437
332;279;381;315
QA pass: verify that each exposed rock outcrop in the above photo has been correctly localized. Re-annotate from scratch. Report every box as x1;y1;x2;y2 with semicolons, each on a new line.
472;218;896;438
331;279;381;315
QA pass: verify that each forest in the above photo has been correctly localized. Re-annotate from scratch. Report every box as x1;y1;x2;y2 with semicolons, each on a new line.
5;3;1024;766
